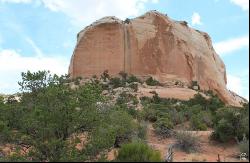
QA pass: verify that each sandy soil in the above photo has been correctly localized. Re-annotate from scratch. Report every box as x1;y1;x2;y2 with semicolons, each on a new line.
139;87;201;101
146;124;243;162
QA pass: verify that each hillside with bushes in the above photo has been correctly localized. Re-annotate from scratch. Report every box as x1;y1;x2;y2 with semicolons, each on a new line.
0;71;249;162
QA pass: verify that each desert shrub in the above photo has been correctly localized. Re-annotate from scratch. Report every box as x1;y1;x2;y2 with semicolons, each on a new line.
101;70;110;81
1;71;106;161
143;106;158;122
212;119;235;142
29;139;68;162
183;104;203;120
191;104;203;114
187;94;208;109
238;136;249;159
175;131;200;153
6;95;18;105
0;120;11;142
190;114;207;131
110;110;137;147
128;83;138;92
151;91;161;104
140;96;152;106
169;109;186;125
127;75;142;84
200;111;213;127
238;104;249;139
116;92;138;107
146;77;161;86
153;117;173;138
207;94;224;112
213;107;236;125
116;141;161;162
126;108;139;119
74;76;82;85
0;153;29;162
59;147;87;162
186;92;224;113
85;125;116;156
136;121;148;141
0;95;4;105
86;110;136;155
109;77;124;88
178;109;189;122
211;107;248;142
0;70;147;161
238;115;249;139
189;110;212;131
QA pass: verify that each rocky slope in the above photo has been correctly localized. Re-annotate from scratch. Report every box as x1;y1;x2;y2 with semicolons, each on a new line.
69;10;246;106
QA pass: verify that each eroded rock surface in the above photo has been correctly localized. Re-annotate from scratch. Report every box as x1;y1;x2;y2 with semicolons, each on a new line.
69;11;246;106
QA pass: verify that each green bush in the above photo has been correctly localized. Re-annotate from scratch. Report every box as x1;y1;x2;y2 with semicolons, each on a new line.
86;109;136;156
136;121;147;141
126;108;139;119
186;92;224;113
116;92;138;107
183;104;203;120
238;115;249;139
175;131;200;153
143;106;158;122
0;120;11;142
127;75;142;84
86;125;117;156
109;110;136;147
190;111;212;131
207;94;224;112
146;77;161;86
0;95;4;105
109;77;124;88
190;115;207;131
169;109;186;125
0;153;29;162
151;91;161;104
129;83;138;92
116;141;162;162
153;117;173;138
29;138;67;162
200;111;213;127
212;119;234;142
211;107;248;142
0;71;144;161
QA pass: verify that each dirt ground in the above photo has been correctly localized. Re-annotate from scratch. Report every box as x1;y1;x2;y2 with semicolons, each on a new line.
0;127;245;162
146;124;244;162
139;87;202;101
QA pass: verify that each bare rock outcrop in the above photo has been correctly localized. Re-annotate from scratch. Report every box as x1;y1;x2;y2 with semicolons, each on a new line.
69;10;245;106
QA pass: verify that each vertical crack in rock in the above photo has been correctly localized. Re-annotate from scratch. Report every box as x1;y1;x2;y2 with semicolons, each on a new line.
184;52;195;82
123;24;131;74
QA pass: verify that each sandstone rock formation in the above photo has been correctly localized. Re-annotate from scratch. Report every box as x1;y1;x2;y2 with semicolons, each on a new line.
69;10;245;106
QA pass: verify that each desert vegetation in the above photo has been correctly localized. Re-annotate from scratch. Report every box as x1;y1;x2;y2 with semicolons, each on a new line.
115;141;161;162
0;71;152;162
0;70;249;162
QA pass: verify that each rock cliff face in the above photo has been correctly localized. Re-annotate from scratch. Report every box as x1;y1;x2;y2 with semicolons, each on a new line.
69;11;244;106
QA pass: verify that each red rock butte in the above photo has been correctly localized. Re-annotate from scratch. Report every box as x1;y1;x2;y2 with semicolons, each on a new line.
69;10;246;106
